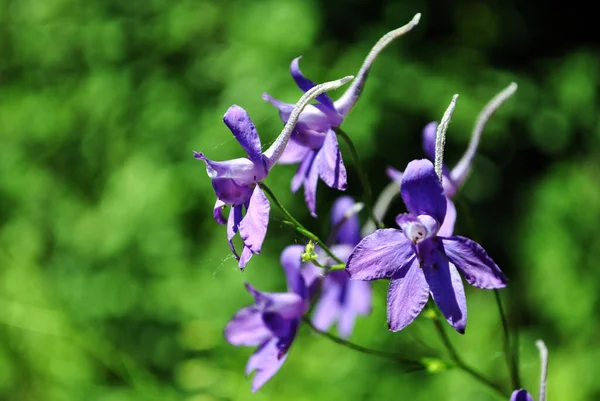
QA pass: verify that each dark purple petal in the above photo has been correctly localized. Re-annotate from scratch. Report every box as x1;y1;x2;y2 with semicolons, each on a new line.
346;229;415;280
424;255;467;334
224;306;271;347
227;205;243;261
278;138;311;165
438;198;456;237
317;129;347;191
280;245;308;298
387;259;429;331
421;122;438;161
291;149;315;193
401;159;447;224
223;105;263;165
245;283;305;319
386;166;403;185
211;177;255;205
262;313;297;341
304;157;320;217
510;390;535;401
213;199;227;225
442;236;507;289
290;57;335;110
239;186;270;255
246;338;288;392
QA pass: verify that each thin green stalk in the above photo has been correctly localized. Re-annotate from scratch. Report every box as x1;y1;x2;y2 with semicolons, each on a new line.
303;317;425;371
259;182;344;266
429;307;509;399
334;127;384;229
494;289;521;389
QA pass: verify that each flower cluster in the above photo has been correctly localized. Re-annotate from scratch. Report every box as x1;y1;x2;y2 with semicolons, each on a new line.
194;12;534;398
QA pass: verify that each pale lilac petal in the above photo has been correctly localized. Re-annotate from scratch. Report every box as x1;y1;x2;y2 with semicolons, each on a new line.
223;105;263;165
424;257;467;334
348;279;372;315
290;57;335;109
421;122;438;160
239;246;253;270
262;93;294;125
438;197;456;237
330;196;360;245
291;150;315;193
318;129;347;190
246;339;288;392
224;306;271;347
387;259;430;331
328;244;354;264
401;159;447;225
346;229;415;280
510;390;535;401
304;158;320;217
337;307;357;339
213;199;227;225
442;236;507;289
227;205;243;261
280;245;307;297
278;138;311;165
239;186;270;255
311;283;341;333
245;283;305;319
386;166;403;185
262;93;336;133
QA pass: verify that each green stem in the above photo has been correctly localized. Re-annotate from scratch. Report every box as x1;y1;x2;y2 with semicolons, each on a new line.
429;307;509;398
303;317;425;370
494;289;521;390
334;128;383;229
259;182;344;265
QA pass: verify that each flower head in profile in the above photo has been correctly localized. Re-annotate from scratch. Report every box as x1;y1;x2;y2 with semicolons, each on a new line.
285;196;372;338
194;76;353;270
224;250;309;392
511;340;548;401
387;83;517;236
263;14;421;217
346;159;507;333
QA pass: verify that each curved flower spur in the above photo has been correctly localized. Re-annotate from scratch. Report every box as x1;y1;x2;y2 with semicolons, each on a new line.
345;96;508;333
386;82;518;236
194;76;353;270
263;13;421;217
510;340;548;401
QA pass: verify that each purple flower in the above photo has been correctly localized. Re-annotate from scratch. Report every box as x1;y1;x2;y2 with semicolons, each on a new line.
224;249;309;392
194;77;353;270
510;390;534;401
346;159;507;333
263;14;421;217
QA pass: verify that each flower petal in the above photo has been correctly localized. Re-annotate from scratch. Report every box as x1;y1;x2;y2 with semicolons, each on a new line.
291;149;314;193
318;129;347;190
421;122;438;161
213;199;227;225
442;236;507;289
239;186;270;255
346;229;415;280
387;259;429;331
386;166;403;185
290;57;335;110
223;105;263;165
338;280;372;337
245;283;305;319
224;306;271;347
240;246;253;270
304;157;320;217
311;282;341;334
227;205;243;261
438;197;456;237
278;138;311;165
280;245;308;298
246;338;288;392
424;256;467;334
510;390;535;401
401;159;447;224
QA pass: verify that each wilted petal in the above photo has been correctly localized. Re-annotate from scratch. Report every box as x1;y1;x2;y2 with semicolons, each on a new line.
290;57;335;110
280;245;307;297
318;129;347;190
227;205;243;261
246;339;288;392
245;283;304;319
304;158;320;217
442;236;507;289
386;166;403;185
278;138;311;165
346;229;415;280
223;105;263;165
510;390;535;401
387;259;429;331
224;306;271;347
213;199;227;225
239;186;270;255
330;196;361;245
424;255;467;334
401;159;447;224
438;197;456;237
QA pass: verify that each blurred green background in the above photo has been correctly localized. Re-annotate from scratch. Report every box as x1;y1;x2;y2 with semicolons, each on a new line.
1;0;599;400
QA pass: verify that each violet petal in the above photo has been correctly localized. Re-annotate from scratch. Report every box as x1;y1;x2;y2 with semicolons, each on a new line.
401;159;447;225
224;306;271;347
510;390;535;401
387;259;429;331
223;105;263;165
246;338;288;392
239;185;270;254
213;199;227;225
317;129;347;190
